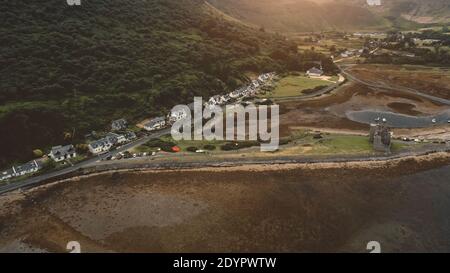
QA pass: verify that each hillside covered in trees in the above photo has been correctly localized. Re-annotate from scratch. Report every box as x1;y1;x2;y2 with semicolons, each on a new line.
0;0;332;168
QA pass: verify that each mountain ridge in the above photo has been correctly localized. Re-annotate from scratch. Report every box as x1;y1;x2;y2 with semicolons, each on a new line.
206;0;450;32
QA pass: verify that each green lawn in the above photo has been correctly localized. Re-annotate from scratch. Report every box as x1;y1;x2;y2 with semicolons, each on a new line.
265;75;332;98
311;135;373;154
133;135;227;153
306;135;407;155
288;130;406;155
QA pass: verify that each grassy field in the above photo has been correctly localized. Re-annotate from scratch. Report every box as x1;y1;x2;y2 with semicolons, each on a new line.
281;133;407;156
133;135;228;154
131;130;409;160
309;135;373;154
296;37;366;55
348;64;450;99
265;75;332;98
297;45;329;54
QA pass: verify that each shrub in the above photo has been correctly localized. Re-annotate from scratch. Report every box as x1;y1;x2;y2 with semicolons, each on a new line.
220;141;259;151
186;146;198;153
203;144;216;151
75;144;89;154
40;159;56;172
145;139;176;152
32;149;43;158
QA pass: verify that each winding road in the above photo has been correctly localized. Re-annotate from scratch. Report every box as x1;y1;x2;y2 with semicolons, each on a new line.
337;64;450;106
1;62;449;195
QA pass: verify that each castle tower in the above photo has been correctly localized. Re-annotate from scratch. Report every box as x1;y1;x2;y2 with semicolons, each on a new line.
369;120;391;153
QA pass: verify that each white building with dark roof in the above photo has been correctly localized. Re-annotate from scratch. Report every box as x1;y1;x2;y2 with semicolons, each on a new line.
367;0;381;6
306;67;324;77
106;132;127;145
48;145;77;162
0;168;15;181
144;117;166;131
14;161;40;176
168;109;189;123
111;119;128;131
88;138;113;155
1;160;40;181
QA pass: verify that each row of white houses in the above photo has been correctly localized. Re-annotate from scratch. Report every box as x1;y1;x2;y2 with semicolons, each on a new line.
0;160;40;182
143;108;190;132
88;131;137;155
1;144;79;181
142;73;275;132
1;74;276;181
1;142;83;181
206;72;275;108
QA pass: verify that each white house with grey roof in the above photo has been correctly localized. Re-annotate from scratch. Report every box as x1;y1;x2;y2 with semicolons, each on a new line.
88;138;113;155
144;117;166;131
106;132;127;145
0;168;15;181
168;109;189;123
0;160;40;181
367;0;381;6
48;145;77;162
306;67;324;77
111;118;128;131
124;131;137;141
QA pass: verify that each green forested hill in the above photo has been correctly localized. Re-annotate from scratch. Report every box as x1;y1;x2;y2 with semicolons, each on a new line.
0;0;330;167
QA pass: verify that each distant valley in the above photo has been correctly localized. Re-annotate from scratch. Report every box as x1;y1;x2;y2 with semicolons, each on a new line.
207;0;450;32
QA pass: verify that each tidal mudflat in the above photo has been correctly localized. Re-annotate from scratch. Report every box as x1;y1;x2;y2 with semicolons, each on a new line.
0;154;449;253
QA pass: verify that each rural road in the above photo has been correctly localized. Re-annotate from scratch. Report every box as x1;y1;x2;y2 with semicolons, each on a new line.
0;129;171;195
337;64;450;106
2;63;449;195
1;137;449;195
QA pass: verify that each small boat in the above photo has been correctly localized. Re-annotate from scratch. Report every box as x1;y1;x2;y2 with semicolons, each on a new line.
374;117;381;122
432;118;437;123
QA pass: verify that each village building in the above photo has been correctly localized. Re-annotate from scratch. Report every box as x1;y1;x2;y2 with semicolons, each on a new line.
229;89;242;99
124;131;137;141
0;168;15;181
106;132;127;145
14;160;40;177
168;109;189;123
144;117;166;131
367;0;381;6
208;95;222;106
369;121;392;153
306;67;324;77
111;118;128;131
1;160;40;181
258;73;271;82
205;93;233;109
89;130;136;154
48;145;77;162
88;138;113;155
252;80;260;88
221;94;231;103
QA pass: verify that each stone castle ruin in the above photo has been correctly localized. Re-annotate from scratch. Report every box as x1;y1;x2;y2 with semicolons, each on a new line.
369;120;392;153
